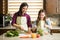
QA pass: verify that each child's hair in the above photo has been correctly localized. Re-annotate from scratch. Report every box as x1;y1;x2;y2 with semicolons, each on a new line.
36;9;46;26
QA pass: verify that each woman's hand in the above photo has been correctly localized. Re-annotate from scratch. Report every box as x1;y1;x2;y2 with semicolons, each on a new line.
20;27;24;31
32;26;37;33
27;27;32;34
13;24;24;31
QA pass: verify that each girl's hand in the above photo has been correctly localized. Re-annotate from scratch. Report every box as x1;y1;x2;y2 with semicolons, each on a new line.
45;24;52;29
45;24;48;27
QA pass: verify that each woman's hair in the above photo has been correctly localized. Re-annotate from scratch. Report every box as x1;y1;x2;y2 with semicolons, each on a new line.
36;9;46;26
16;2;28;16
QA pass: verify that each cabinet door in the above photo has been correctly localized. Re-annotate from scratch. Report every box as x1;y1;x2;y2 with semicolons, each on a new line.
46;0;57;14
58;0;60;14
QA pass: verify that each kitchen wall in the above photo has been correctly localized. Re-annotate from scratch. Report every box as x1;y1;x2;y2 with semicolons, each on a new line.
8;0;43;21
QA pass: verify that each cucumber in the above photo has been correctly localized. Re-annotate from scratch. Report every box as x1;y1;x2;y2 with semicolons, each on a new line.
5;30;19;37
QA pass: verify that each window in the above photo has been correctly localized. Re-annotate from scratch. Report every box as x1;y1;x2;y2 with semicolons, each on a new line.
8;0;43;21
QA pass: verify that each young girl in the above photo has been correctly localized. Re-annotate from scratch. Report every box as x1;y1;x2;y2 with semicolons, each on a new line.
32;9;52;34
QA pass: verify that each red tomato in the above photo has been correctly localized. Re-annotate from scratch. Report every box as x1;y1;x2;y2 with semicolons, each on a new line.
37;34;40;38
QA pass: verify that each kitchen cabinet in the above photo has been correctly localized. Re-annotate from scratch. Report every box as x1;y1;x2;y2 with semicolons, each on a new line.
45;0;60;14
58;0;60;14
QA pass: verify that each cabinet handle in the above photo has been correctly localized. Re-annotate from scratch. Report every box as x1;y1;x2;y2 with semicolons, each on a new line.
56;8;58;13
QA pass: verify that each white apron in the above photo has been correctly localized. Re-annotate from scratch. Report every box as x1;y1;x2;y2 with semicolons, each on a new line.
37;20;48;33
16;16;28;31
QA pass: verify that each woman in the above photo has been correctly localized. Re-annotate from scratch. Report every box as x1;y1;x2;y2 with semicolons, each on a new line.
32;9;52;34
11;2;32;33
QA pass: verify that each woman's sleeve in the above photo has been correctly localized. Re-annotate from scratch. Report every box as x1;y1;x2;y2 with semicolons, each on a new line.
11;14;17;25
27;15;32;28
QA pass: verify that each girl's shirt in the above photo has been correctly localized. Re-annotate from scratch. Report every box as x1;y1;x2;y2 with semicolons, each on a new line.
37;20;45;30
32;18;52;31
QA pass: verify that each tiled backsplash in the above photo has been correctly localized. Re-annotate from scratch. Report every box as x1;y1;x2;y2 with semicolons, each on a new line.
47;14;60;26
50;17;59;26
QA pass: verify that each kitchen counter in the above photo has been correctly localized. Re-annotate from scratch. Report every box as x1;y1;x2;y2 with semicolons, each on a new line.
0;26;60;35
0;26;16;35
50;26;60;34
0;26;16;29
0;26;60;29
0;33;60;40
51;26;60;29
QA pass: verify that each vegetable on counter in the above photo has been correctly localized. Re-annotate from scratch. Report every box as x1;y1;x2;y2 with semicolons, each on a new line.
5;29;43;38
37;29;43;36
5;30;19;37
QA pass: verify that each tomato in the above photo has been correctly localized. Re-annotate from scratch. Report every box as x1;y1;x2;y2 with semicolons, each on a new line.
37;34;40;38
